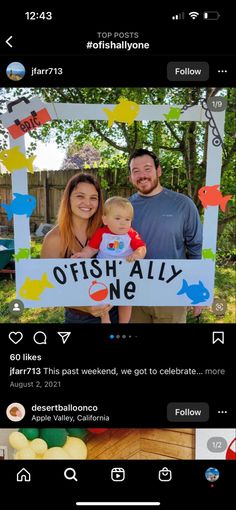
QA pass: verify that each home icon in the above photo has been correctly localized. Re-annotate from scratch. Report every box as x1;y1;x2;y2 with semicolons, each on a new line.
16;468;31;482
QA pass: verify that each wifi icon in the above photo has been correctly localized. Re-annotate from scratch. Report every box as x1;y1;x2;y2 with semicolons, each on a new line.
189;11;199;19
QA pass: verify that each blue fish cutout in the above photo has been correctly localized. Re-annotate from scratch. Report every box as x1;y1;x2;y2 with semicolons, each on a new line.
177;279;210;304
1;193;36;220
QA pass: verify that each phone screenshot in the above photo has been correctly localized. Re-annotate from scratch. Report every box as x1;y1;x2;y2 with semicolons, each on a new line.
0;6;235;509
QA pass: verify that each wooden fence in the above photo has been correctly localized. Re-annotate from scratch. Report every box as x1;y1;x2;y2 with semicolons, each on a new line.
0;169;132;230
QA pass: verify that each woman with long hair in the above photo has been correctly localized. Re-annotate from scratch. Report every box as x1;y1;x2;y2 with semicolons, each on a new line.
41;173;117;323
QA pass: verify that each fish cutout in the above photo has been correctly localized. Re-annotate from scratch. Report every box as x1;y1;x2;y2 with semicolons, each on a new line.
103;97;140;127
163;107;182;121
14;248;31;262
177;279;210;304
19;272;54;300
1;193;36;220
0;147;35;174
198;185;232;212
202;248;215;261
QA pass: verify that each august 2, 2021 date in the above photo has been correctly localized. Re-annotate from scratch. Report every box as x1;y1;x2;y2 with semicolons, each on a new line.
9;380;61;389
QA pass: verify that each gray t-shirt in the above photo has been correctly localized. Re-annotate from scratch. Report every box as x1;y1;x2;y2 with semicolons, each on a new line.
129;188;202;259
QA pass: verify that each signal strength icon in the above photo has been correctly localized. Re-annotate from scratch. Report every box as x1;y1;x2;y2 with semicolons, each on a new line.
189;11;199;19
172;12;185;20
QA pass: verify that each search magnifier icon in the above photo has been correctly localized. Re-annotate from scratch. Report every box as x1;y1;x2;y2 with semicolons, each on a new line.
64;468;78;482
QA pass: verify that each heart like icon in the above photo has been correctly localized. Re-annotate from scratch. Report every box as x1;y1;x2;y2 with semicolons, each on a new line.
8;331;23;344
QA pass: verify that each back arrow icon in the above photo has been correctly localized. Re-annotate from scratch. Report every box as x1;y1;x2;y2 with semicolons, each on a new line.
6;36;13;48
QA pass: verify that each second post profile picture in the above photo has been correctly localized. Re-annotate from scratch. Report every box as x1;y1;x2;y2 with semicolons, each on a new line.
6;403;25;422
6;62;25;81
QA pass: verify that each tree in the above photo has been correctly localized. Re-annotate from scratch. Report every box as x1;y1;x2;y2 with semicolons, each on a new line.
61;143;101;169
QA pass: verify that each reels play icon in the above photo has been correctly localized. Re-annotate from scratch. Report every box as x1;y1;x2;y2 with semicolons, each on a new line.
111;467;125;482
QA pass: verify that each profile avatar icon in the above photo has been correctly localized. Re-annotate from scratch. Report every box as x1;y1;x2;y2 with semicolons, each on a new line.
205;467;220;483
13;303;20;312
8;299;24;316
6;62;26;81
6;403;25;422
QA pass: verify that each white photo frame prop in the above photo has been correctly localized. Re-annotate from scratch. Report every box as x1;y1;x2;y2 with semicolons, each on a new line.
1;99;226;308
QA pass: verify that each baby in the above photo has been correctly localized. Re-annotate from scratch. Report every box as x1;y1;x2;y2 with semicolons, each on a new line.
74;196;146;323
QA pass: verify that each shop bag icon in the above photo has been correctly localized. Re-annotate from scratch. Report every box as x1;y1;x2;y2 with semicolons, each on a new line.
158;467;172;482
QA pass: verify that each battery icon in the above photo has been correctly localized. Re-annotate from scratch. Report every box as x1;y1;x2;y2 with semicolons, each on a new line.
203;11;220;20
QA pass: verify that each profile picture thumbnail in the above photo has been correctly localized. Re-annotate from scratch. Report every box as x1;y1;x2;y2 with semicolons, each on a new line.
205;467;220;482
6;62;26;81
6;403;25;422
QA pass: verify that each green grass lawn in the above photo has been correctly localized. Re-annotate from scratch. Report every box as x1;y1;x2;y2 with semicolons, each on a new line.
0;266;235;324
0;278;64;323
0;238;65;323
187;266;235;323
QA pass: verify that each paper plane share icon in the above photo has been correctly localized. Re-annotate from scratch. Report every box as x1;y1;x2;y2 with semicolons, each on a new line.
57;331;71;344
